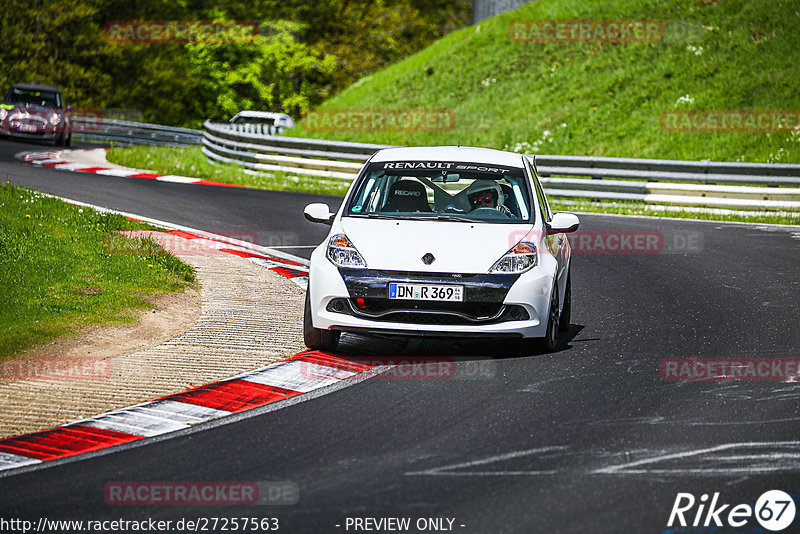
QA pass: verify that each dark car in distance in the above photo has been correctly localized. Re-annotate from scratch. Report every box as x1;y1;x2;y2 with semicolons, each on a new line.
0;84;72;146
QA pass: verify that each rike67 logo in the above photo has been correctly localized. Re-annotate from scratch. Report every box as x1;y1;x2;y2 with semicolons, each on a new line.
668;490;796;531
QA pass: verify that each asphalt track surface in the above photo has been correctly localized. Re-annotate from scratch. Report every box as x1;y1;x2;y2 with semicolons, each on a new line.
2;138;800;533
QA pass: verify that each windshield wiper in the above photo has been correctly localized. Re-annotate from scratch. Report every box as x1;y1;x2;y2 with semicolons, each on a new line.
349;213;481;223
434;215;481;223
347;213;397;219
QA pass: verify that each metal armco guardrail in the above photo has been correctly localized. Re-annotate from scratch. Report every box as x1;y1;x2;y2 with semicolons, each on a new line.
71;117;203;146
203;120;387;179
533;155;800;185
202;120;800;210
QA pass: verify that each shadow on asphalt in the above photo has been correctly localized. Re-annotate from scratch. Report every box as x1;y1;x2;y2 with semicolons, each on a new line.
332;323;586;362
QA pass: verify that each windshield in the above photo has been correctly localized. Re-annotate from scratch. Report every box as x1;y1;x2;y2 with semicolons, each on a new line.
232;116;274;125
346;160;532;223
4;87;62;108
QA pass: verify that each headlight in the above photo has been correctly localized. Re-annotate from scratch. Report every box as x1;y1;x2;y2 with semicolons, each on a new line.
48;112;60;125
327;234;367;268
0;109;7;121
489;242;537;274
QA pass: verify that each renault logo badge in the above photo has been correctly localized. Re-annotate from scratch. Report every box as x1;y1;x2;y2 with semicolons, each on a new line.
422;253;435;265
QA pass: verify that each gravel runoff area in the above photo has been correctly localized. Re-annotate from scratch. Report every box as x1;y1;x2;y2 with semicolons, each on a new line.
0;232;306;438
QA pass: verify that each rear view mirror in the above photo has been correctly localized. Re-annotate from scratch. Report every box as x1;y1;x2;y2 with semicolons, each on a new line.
547;212;580;234
432;173;460;183
304;203;334;225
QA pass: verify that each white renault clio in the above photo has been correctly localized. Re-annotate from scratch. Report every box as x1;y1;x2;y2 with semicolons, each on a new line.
303;146;579;352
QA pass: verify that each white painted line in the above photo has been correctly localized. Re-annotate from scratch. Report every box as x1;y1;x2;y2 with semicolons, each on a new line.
155;175;202;184
246;257;309;272
21;151;62;161
290;277;308;290
557;205;800;229
405;446;567;476
0;452;42;469
94;168;138;177
711;453;800;460
557;200;800;219
29;158;66;165
135;399;231;424
82;408;190;437
50;162;94;171
591;441;800;475
240;360;354;393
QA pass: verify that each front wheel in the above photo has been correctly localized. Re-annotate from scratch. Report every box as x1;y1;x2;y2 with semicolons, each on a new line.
559;272;571;333
303;290;340;351
536;284;560;353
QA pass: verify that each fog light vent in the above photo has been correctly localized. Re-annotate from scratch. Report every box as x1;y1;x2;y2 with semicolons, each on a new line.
326;299;348;313
506;305;529;321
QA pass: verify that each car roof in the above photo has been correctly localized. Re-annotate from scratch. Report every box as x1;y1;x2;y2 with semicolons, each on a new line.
232;111;291;119
9;83;62;93
370;146;525;168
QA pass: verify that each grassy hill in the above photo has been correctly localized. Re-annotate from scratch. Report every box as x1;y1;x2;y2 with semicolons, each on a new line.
288;0;800;163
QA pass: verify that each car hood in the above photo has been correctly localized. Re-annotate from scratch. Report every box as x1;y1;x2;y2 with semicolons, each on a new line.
6;105;56;118
340;217;535;273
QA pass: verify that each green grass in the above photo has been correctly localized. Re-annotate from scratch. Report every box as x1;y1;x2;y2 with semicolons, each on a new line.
106;145;352;196
0;183;196;356
287;0;800;164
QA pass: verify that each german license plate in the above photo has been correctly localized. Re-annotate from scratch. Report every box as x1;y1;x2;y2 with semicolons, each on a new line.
18;124;38;132
388;283;463;302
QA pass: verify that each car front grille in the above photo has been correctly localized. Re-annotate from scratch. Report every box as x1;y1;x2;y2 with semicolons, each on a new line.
360;298;502;318
327;298;529;325
10;117;47;133
377;270;478;280
12;117;45;125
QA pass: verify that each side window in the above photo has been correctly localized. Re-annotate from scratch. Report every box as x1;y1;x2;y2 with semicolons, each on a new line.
539;177;553;221
526;158;552;223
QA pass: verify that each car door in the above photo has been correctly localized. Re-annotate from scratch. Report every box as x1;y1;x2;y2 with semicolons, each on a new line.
526;157;569;288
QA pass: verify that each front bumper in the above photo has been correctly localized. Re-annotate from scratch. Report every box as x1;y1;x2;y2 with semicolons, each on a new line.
0;120;66;141
308;246;554;339
0;126;61;141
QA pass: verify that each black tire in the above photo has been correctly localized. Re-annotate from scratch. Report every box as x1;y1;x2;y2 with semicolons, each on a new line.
559;272;571;333
64;132;71;148
536;283;560;353
303;290;340;351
